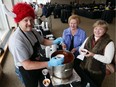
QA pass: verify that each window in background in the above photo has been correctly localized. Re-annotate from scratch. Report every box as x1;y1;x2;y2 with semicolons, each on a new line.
0;1;10;47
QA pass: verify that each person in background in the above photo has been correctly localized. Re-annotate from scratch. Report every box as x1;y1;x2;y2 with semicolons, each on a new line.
8;3;64;87
41;4;48;18
31;2;39;17
34;3;43;18
79;20;115;87
105;2;112;10
62;14;86;63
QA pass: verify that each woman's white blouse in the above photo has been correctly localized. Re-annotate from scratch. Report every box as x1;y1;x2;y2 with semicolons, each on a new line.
79;38;115;64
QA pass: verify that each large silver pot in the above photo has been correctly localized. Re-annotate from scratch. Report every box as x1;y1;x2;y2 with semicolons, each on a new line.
51;50;74;79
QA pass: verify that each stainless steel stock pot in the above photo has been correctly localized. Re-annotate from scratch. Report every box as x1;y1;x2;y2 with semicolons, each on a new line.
51;50;74;79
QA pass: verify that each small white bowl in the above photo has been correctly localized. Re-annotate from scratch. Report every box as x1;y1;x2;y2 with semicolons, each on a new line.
43;78;50;86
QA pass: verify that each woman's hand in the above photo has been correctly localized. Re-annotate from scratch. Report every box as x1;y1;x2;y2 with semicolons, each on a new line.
61;43;66;50
85;51;95;57
71;48;77;53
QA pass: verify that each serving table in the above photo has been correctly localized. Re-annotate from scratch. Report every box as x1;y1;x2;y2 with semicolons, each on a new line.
48;68;81;87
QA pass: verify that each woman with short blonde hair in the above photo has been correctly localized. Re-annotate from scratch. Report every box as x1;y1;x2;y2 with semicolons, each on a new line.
68;15;81;24
79;20;115;87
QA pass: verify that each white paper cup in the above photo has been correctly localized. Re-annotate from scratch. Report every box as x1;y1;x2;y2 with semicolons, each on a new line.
56;54;64;58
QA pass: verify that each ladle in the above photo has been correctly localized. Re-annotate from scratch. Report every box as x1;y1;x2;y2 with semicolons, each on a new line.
42;69;48;79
